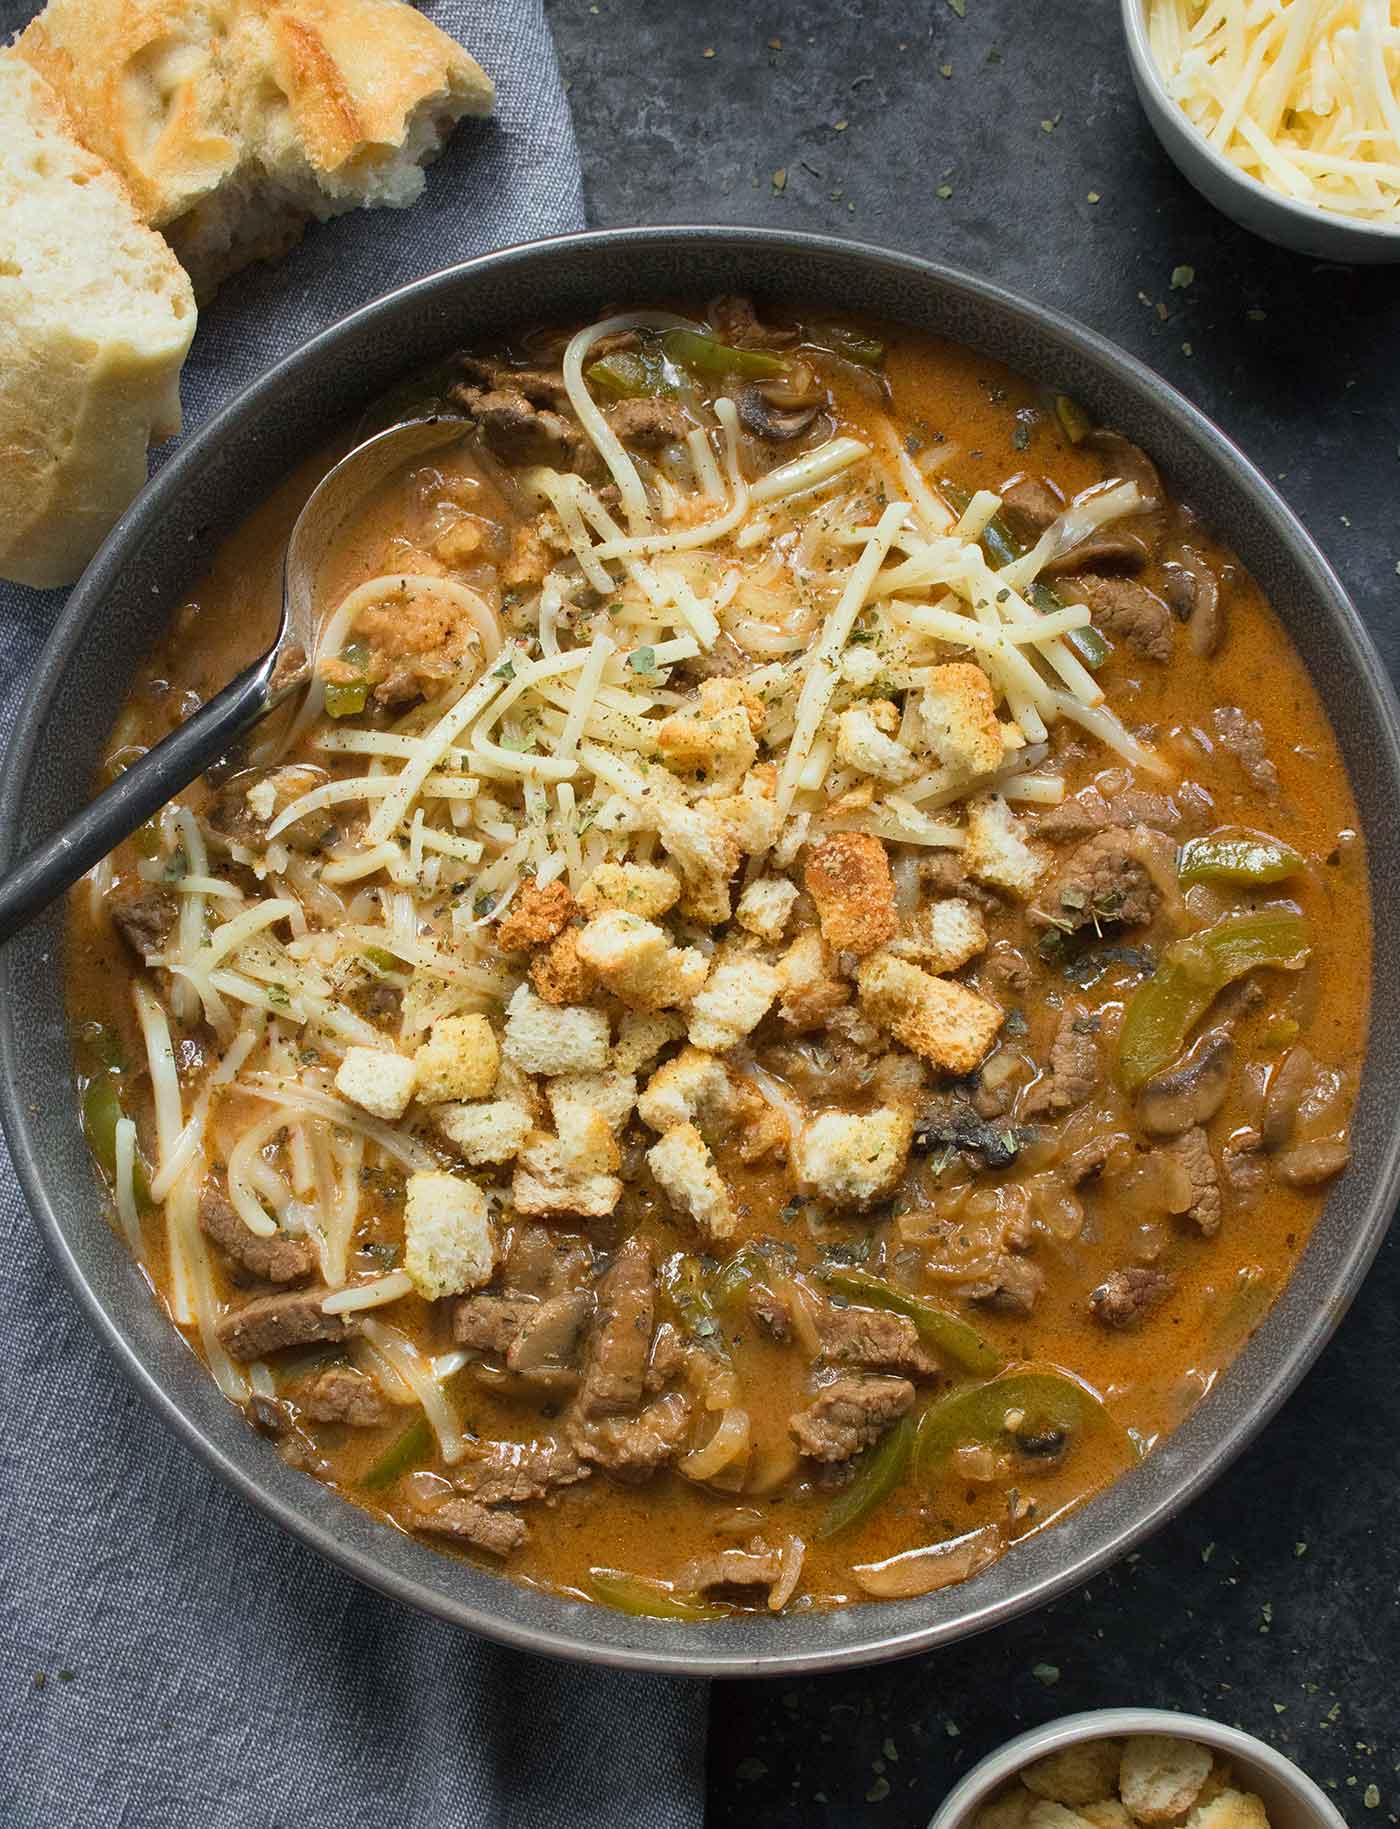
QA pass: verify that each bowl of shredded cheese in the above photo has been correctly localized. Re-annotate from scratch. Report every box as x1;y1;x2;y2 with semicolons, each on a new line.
1124;0;1400;260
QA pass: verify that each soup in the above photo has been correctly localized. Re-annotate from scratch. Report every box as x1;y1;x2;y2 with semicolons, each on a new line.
65;295;1367;1618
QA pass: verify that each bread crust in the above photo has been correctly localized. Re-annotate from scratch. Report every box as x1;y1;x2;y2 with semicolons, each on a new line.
0;53;196;588
18;0;495;296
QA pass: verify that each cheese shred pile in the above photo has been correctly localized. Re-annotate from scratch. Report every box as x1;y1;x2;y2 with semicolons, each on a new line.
1149;0;1400;222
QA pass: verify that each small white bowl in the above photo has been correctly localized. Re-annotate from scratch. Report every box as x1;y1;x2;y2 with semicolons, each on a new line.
928;1709;1349;1829
1121;0;1400;262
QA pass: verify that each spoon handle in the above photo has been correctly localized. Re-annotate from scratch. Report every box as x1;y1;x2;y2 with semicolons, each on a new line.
0;651;278;945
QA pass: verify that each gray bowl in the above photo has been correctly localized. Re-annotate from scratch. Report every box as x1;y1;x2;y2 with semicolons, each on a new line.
2;227;1397;1678
1122;0;1400;262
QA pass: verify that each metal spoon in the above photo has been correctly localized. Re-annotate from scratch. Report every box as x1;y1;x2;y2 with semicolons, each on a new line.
0;416;466;945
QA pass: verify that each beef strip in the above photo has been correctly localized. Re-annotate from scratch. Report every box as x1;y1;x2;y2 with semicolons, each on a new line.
398;1493;527;1557
111;889;178;960
1165;1125;1222;1235
1082;429;1164;510
605;397;693;446
959;1254;1044;1317
1036;827;1167;931
216;1287;349;1361
450;379;591;472
575;1235;655;1418
453;1294;540;1354
199;1180;314;1284
1221;1126;1268;1193
817;1305;940;1382
682;1535;804;1611
568;1391;691;1481
457;355;572;410
1089;1266;1174;1329
979;939;1033;1000
1211;705;1279;795
1059;575;1173;661
707;294;798;349
1032;785;1185;843
1022;1010;1101;1118
453;1439;590;1505
749;1286;792;1341
295;1365;391;1427
789;1373;914;1462
920;852;1005;911
999;476;1062;541
1060;1131;1120;1186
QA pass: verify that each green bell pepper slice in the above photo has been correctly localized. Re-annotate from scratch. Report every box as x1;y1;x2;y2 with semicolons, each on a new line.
1117;907;1310;1092
821;1267;1004;1376
324;640;370;720
811;324;886;366
361;1414;433;1491
589;1569;724;1621
661;329;788;380
915;1369;1113;1483
1053;394;1094;445
817;1410;916;1540
82;1075;150;1207
1177;833;1303;887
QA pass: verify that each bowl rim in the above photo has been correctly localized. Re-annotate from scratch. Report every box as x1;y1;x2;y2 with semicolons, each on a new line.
926;1708;1351;1829
4;223;1399;1677
1120;0;1400;246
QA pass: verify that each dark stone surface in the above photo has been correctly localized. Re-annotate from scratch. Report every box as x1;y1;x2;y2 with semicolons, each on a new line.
548;0;1400;1819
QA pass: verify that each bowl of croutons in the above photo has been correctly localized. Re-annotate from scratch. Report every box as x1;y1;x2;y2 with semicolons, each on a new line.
929;1712;1348;1829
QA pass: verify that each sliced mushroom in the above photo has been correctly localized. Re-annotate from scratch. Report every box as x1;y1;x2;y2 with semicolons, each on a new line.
1273;1137;1351;1186
1165;546;1225;658
1137;1031;1234;1136
737;378;821;442
1083;428;1164;510
506;1289;593;1375
1041;530;1150;576
1261;1045;1318;1151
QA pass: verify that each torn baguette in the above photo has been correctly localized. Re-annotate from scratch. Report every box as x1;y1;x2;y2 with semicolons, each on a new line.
18;0;495;298
0;53;196;588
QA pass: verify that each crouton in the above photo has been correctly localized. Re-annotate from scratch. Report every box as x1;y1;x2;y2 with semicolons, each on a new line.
546;1069;638;1133
413;1014;499;1105
438;1098;533;1166
792;1106;913;1206
687;957;783;1053
637;1045;732;1131
1023;1742;1124;1808
730;1078;791;1163
612;1010;687;1076
777;928;850;1030
857;950;1003;1074
646;1121;735;1241
502;984;610;1076
578;861;682;920
657;683;758;794
973;1789;1037;1829
963;794;1049;899
656;801;740;924
920;662;1004;778
1120;1737;1213;1824
523;1109;620;1178
711;780;780;854
836;704;919;784
403;1171;496;1301
495;877;578;951
804;833;899;956
575;910;708;1011
1183;1793;1270;1829
529;928;596;1005
888;896;988;973
735;875;799;943
334;1046;418;1122
510;1123;623;1217
1027;1805;1096;1829
1079;1805;1134;1829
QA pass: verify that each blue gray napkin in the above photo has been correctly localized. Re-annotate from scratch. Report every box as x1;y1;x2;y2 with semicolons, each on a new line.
0;6;707;1825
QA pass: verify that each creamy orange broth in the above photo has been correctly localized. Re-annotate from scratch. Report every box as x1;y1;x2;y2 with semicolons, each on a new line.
64;311;1368;1612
